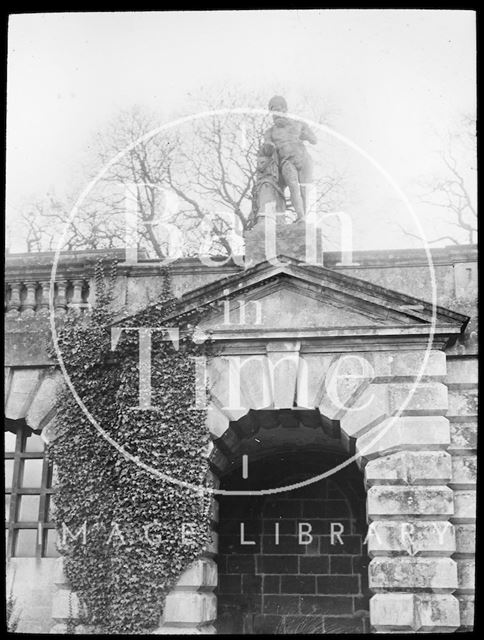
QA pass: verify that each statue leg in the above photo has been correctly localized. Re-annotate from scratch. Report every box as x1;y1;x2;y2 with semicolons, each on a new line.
298;159;314;218
281;162;304;220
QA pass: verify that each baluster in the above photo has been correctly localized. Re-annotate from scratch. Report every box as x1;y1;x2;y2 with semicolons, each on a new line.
38;281;53;315
55;281;68;315
7;282;21;316
22;281;37;316
68;279;84;313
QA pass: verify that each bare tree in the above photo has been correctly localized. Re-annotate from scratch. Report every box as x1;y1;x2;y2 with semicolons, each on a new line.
14;91;348;257
402;113;476;245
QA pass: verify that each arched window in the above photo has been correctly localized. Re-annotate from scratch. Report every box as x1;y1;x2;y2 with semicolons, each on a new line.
4;425;58;558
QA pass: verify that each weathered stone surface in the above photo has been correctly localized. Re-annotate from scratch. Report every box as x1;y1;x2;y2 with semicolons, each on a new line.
456;559;475;593
318;354;372;421
370;593;460;631
153;624;216;634
4;368;42;420
207;530;218;556
415;593;461;631
367;521;455;557
369;557;457;592
449;421;477;454
340;382;448;448
296;353;333;407
175;559;217;590
266;345;299;409
206;405;230;439
26;371;63;430
452;490;476;523
364;451;452;486
370;350;446;379
457;594;475;628
445;357;478;385
454;524;476;556
447;388;478;417
207;358;249;421
356;416;450;461
450;456;477;489
51;588;80;621
367;486;454;520
163;592;216;624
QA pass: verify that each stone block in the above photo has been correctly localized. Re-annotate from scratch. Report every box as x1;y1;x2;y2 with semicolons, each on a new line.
318;354;373;421
175;559;217;590
445;358;478;385
206;405;229;439
389;382;448;415
370;593;460;631
153;625;216;634
456;559;475;593
450;456;476;489
364;451;451;486
415;593;460;631
267;348;299;409
370;350;446;380
4;368;42;420
369;557;457;592
51;588;80;621
356;416;450;462
26;371;62;430
341;383;448;448
452;490;476;523
163;592;216;625
449;421;477;454
296;353;333;407
207;530;218;556
457;594;474;628
367;486;454;520
454;524;475;556
447;388;478;417
370;593;415;630
367;520;455;557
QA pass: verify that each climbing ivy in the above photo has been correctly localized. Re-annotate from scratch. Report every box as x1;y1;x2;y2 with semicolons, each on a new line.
48;259;213;633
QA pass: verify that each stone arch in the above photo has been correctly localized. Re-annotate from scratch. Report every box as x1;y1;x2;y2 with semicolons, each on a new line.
4;367;63;443
159;345;460;633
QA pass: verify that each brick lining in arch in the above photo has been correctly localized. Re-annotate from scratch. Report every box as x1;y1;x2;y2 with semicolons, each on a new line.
215;452;371;635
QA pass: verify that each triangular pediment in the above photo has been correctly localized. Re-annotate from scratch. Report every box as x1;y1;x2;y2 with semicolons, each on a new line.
115;256;468;343
162;257;468;340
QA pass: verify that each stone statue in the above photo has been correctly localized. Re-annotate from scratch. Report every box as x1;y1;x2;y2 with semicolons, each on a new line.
261;95;317;221
251;141;286;222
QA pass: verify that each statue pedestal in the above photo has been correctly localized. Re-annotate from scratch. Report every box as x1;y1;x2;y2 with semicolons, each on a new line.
244;217;323;268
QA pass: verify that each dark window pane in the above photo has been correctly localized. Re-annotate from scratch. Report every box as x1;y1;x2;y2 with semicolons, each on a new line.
5;495;11;521
20;460;43;488
24;433;45;453
5;460;14;489
15;529;37;557
17;495;40;522
4;431;17;452
43;530;59;557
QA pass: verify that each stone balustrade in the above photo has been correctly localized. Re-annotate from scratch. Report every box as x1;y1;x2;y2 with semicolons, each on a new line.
5;279;90;316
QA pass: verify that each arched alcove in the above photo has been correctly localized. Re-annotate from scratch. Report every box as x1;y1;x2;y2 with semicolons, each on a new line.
213;410;370;635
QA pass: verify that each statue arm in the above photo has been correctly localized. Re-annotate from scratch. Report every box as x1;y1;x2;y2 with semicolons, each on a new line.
300;123;317;145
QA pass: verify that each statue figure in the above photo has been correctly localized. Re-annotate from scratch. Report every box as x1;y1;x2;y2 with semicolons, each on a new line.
262;95;317;221
251;141;286;223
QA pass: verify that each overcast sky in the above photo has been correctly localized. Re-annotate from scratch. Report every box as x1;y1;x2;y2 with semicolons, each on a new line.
6;10;476;250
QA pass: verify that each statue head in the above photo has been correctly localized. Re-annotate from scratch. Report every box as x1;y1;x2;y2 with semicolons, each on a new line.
268;95;288;113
